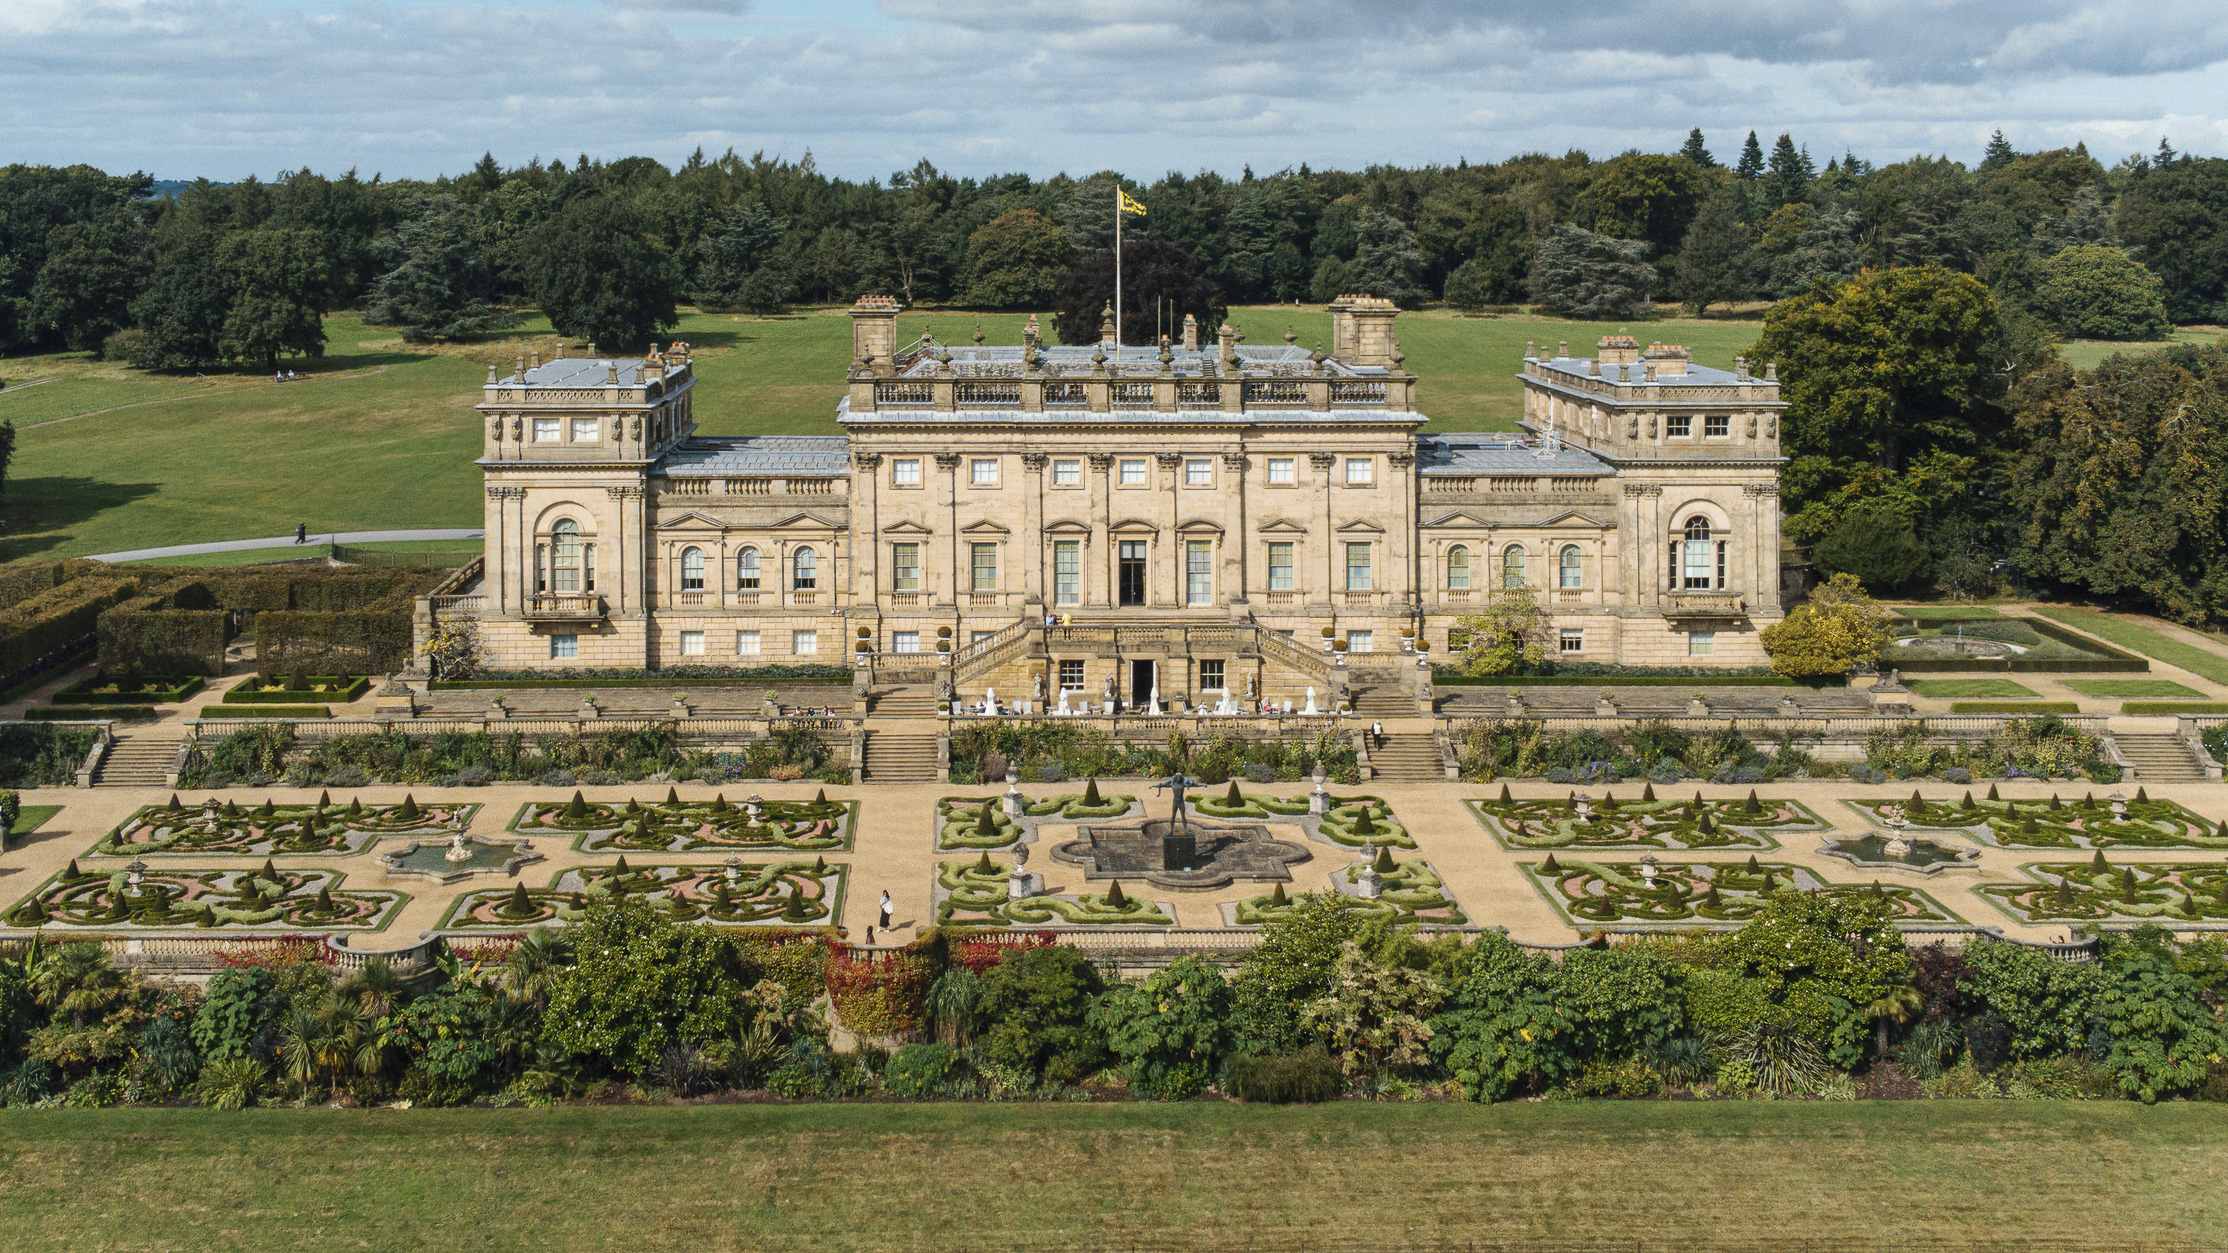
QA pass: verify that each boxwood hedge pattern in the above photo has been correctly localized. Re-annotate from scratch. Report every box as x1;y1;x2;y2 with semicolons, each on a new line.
96;793;476;856
1228;857;1466;926
934;790;1142;851
1844;789;2228;850
1979;859;2228;924
508;790;855;853
1521;856;1962;928
5;863;402;930
1191;788;1414;850
1468;785;1822;851
440;859;846;929
932;855;1171;927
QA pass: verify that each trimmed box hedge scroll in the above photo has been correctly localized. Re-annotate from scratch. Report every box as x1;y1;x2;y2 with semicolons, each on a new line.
1469;785;1824;851
97;792;477;856
439;860;847;929
509;790;855;853
1843;789;2228;850
1979;860;2228;924
1521;856;1963;927
6;863;404;931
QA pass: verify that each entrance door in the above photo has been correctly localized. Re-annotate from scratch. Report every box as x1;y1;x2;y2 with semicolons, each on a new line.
1118;540;1148;606
1130;659;1155;709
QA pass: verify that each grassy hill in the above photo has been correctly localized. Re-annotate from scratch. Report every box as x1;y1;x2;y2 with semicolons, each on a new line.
0;306;1771;561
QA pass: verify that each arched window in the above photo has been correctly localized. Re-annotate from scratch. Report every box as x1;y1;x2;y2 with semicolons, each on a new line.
680;546;705;591
550;519;583;593
1502;544;1527;589
1446;545;1470;591
1680;516;1719;590
737;547;760;590
1560;544;1583;589
793;546;818;591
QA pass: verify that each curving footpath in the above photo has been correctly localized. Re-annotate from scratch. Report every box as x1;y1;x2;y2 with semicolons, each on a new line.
89;528;484;564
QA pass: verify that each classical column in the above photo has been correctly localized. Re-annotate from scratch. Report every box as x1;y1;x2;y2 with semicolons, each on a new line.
605;484;646;616
934;453;961;609
484;486;523;613
1156;452;1183;607
1744;482;1780;609
1088;453;1113;609
1022;452;1048;607
852;452;882;610
1622;482;1661;608
1388;449;1415;611
1221;451;1249;609
1310;452;1338;608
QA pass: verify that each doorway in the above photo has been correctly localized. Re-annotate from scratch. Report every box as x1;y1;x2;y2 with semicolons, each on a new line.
1130;659;1155;709
1118;540;1148;606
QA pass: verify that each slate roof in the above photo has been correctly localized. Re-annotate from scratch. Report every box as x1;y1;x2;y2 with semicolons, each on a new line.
503;358;657;387
1420;435;1613;476
657;436;851;477
1532;357;1746;387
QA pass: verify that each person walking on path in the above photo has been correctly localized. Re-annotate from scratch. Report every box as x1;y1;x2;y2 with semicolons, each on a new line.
295;523;307;545
878;890;894;931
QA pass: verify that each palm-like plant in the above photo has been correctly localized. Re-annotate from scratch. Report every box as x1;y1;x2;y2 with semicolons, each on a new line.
196;1057;267;1110
340;958;405;1019
502;929;574;1007
1862;986;1926;1062
276;1007;332;1092
32;941;124;1027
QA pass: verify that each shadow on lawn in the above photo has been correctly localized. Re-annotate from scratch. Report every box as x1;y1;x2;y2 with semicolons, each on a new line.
0;477;164;561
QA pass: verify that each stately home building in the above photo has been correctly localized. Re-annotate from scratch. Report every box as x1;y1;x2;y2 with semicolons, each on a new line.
464;297;1785;704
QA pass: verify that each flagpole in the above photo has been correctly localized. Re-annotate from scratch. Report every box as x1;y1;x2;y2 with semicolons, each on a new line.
1113;182;1123;360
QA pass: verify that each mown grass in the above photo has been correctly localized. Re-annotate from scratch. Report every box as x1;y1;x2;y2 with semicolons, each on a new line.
2058;326;2223;371
2;306;1768;562
2029;607;2228;685
1893;605;2006;621
0;1102;2222;1252
2063;679;2210;699
129;538;485;568
1907;679;2039;699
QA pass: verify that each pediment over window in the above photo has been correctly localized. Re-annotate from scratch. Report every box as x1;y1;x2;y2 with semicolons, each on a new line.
1334;519;1386;534
1532;510;1610;528
1422;509;1492;529
881;520;934;536
1042;519;1093;535
1109;518;1159;533
960;519;1011;535
655;511;726;530
1175;518;1224;534
1256;517;1309;535
769;511;843;529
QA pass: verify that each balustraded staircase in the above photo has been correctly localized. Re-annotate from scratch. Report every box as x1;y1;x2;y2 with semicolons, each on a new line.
2112;734;2209;783
860;730;939;782
95;729;181;787
866;686;943;718
1368;732;1446;782
1347;685;1417;718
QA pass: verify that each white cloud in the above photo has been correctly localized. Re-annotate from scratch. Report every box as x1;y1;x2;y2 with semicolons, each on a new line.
0;0;2220;179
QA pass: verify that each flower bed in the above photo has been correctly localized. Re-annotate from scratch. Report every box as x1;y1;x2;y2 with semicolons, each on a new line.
507;789;854;852
1468;785;1823;851
1521;856;1961;927
1978;858;2228;924
5;861;403;930
934;787;1143;851
932;856;1171;927
1843;788;2228;850
1227;855;1466;925
95;793;475;856
439;858;846;928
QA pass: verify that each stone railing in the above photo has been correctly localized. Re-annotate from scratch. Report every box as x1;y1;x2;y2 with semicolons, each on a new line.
854;372;1418;416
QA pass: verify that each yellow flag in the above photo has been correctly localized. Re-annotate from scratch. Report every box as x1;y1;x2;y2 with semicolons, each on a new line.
1119;190;1148;216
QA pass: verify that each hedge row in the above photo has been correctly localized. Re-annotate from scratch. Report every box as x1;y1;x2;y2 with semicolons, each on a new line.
1949;701;2083;713
54;674;206;703
221;676;370;704
0;569;143;677
96;567;450;679
27;705;156;720
2123;702;2228;715
196;705;333;719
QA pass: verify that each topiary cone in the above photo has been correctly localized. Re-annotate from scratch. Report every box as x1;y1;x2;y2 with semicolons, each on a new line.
814;788;827;804
667;786;681;805
1104;880;1128;908
1224;779;1244;807
1746;854;1761;874
1641;782;1655;802
318;790;332;808
813;855;826;874
976;801;998;837
316;886;336;914
613;855;631;877
624;798;641;814
1702;884;1722;909
1987;784;2000;801
261;859;277;882
1270;882;1288;907
1745;789;1761;814
975;850;995;875
1351;805;1377;837
2022;815;2039;834
1760;871;1777;893
780;882;813;921
1961;790;1976;810
1372;845;1395;874
1870;880;1886;897
1540;853;1562;875
503;884;534;918
166;793;182;811
1083;777;1103;807
1499;783;1513;803
2091;849;2109;874
566;791;589;820
2135;786;2149;804
398;794;419;821
2049;794;2062;811
257;798;275;819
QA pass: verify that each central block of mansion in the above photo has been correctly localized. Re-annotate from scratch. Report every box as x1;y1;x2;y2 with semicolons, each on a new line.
466;296;1786;701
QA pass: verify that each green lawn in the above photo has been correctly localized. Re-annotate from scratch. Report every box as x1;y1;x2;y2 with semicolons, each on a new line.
3;306;1770;562
2063;679;2211;699
2029;607;2228;685
0;1102;2220;1251
130;538;485;569
2058;326;2222;371
1906;679;2039;699
10;804;58;838
1892;605;2006;620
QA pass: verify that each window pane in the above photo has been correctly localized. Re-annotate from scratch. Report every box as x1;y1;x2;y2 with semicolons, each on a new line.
1186;540;1213;606
972;542;999;592
1347;630;1373;653
1054;540;1080;605
1667;415;1691;436
681;547;704;589
534;418;560;442
1560;629;1584;653
1052;459;1080;486
892;542;918;591
679;630;705;656
550;633;578;659
1684;539;1712;586
793;630;818;655
1447;546;1469;590
1267;457;1295;484
1120;458;1146;485
1346;542;1372;591
1268;542;1294;591
1185;459;1211;486
893;631;920;653
1706;414;1729;436
1058;659;1084;689
1503;546;1526;589
570;418;598;442
971;458;997;485
893;458;920;485
1200;659;1225;690
1345;458;1372;484
737;548;760;589
736;630;761;655
793;546;817;590
1688;630;1715;656
1560;545;1582;589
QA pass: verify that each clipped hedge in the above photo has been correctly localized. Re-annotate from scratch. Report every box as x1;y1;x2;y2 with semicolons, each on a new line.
222;676;370;704
53;674;206;704
2124;702;2228;715
28;705;156;720
98;566;448;679
196;705;334;719
97;579;230;676
1950;701;2082;714
0;569;142;676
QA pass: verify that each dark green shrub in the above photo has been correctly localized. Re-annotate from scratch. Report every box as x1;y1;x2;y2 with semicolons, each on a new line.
882;1041;960;1097
1226;1044;1344;1103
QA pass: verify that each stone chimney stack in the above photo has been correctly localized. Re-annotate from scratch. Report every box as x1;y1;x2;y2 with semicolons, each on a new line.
848;295;900;372
1181;312;1198;352
1345;296;1399;367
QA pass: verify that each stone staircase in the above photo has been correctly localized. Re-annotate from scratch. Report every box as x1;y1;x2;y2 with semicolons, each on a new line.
94;730;182;787
867;685;943;718
1347;684;1417;718
2112;733;2210;783
1368;731;1446;782
860;730;940;782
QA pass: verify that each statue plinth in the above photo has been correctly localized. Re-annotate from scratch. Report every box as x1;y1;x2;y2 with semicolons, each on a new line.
1161;825;1199;872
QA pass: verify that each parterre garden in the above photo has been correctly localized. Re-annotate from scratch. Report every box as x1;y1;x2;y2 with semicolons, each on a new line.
1522;855;1961;926
932;855;1173;927
1979;858;2228;924
1845;786;2228;849
441;858;846;928
1469;784;1823;850
509;789;855;852
6;860;401;930
96;793;475;856
1228;850;1467;926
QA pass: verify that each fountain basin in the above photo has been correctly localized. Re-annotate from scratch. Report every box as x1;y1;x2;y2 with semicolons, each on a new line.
378;836;544;883
1820;833;1981;875
1052;819;1311;891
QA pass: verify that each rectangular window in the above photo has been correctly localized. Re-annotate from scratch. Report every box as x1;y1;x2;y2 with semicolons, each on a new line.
970;458;998;486
549;633;578;659
1560;628;1584;654
1059;659;1085;690
735;630;761;655
1052;458;1080;486
533;418;561;442
1054;540;1080;605
1345;542;1373;591
892;631;920;654
971;630;995;646
569;418;598;443
1684;538;1713;589
1347;630;1374;654
1345;457;1373;485
1705;414;1730;437
1267;457;1295;485
1268;542;1294;591
793;629;818;655
891;542;919;592
1185;458;1212;486
1688;630;1716;657
1185;539;1213;606
679;630;705;656
971;542;999;592
1199;659;1226;691
892;458;921;486
1666;414;1692;437
1119;458;1147;486
1118;539;1147;605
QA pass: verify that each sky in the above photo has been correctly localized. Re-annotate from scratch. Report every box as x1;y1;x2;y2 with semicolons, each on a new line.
5;0;2227;184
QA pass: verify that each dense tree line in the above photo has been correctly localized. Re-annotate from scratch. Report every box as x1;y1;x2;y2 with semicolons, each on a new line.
3;130;2222;363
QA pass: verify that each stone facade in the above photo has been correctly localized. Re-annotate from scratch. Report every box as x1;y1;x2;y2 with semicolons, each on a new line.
462;301;1785;701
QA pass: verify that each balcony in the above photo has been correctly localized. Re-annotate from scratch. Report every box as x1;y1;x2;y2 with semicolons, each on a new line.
526;593;606;621
1662;591;1746;619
